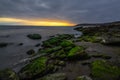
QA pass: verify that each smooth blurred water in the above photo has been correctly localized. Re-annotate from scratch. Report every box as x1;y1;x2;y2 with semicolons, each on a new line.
0;26;81;70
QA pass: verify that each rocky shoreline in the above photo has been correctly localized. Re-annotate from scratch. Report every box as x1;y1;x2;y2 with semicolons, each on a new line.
0;23;120;80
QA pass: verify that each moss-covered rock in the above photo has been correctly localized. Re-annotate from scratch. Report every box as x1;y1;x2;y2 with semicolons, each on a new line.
50;49;66;59
0;68;19;80
67;46;90;60
37;73;67;80
91;60;120;80
42;37;60;47
27;34;41;40
39;46;62;54
42;34;74;48
19;57;50;79
60;40;75;48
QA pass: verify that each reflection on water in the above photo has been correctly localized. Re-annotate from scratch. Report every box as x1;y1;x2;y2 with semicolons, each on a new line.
0;26;81;70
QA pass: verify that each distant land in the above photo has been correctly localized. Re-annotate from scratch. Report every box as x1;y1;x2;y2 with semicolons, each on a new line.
76;21;120;27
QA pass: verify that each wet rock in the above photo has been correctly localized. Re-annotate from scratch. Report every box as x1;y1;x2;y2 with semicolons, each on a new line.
38;73;67;80
27;34;41;40
91;54;112;59
0;42;8;48
81;61;91;66
90;60;120;80
19;57;51;79
67;46;90;60
101;36;120;46
35;43;41;47
42;34;74;48
0;68;19;80
18;43;23;46
26;49;35;55
76;75;92;80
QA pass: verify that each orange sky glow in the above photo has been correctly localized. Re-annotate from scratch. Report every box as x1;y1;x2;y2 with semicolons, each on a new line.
0;18;75;26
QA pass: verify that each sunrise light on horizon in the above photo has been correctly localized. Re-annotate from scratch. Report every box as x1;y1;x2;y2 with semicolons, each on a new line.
0;18;75;26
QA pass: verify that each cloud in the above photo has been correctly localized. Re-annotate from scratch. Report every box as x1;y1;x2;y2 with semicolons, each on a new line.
0;0;120;24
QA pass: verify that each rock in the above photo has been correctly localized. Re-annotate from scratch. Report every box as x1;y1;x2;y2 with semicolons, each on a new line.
58;61;66;66
91;54;112;59
42;34;74;48
0;43;8;48
18;43;23;46
35;43;41;47
26;49;35;55
76;75;92;80
60;40;75;48
0;68;19;80
81;61;91;65
67;46;90;60
19;57;50;79
101;36;120;46
39;46;62;54
27;34;41;40
90;60;120;80
38;73;67;80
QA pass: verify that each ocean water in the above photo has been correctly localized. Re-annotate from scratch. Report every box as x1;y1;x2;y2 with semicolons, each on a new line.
0;26;81;70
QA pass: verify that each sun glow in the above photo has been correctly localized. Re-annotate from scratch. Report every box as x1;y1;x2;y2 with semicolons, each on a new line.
0;18;74;26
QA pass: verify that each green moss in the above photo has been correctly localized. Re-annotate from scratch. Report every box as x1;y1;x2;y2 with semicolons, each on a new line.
67;46;85;58
42;37;60;47
51;49;66;59
27;34;41;40
19;57;48;79
79;35;102;43
0;68;19;80
42;34;74;48
60;40;75;47
91;60;120;80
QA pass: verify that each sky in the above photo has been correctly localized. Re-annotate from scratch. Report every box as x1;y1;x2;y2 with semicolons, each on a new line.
0;0;120;26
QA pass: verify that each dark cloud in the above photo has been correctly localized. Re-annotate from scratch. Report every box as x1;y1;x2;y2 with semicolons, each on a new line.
0;0;120;23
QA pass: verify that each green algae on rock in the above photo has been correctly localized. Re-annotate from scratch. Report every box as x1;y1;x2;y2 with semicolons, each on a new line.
67;46;90;60
42;34;74;48
90;60;120;80
19;57;49;79
27;34;41;40
0;68;19;80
